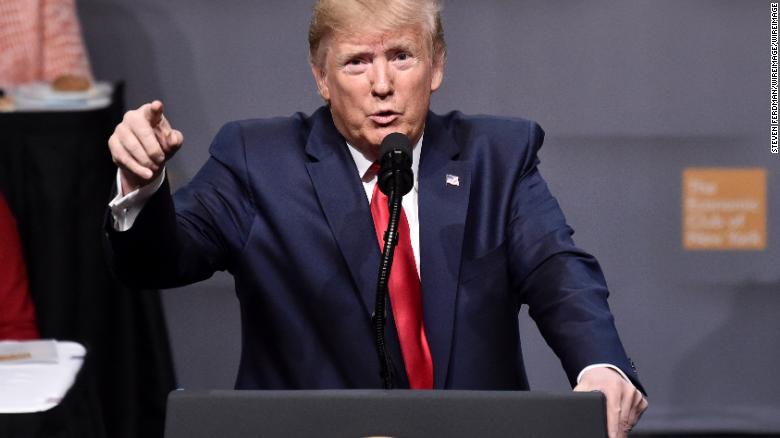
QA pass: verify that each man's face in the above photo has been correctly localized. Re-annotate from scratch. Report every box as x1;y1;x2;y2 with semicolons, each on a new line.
311;24;444;158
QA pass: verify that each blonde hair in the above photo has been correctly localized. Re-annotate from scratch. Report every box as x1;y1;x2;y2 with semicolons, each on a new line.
308;0;446;67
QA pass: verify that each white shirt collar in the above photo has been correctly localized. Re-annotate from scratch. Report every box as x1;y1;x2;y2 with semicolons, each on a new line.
346;135;423;192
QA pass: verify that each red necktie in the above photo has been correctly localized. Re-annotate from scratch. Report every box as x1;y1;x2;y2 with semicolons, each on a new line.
368;165;433;389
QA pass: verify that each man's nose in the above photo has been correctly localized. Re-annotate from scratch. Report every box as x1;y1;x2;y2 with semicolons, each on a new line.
370;59;394;98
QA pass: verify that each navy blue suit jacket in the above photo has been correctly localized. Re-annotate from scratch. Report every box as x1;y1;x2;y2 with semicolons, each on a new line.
107;106;643;392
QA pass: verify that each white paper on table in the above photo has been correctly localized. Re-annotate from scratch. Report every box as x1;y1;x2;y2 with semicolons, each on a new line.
0;339;58;364
0;340;86;413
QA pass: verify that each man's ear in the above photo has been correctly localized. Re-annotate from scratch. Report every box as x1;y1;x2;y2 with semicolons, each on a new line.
430;57;444;92
311;63;330;102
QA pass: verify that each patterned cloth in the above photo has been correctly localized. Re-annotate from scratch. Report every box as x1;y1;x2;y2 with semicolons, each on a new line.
0;0;92;88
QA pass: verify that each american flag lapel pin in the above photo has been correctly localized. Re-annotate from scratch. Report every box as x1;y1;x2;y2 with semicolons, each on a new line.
445;174;460;187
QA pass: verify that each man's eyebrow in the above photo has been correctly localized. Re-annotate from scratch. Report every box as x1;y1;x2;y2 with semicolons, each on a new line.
335;39;421;63
337;48;374;61
383;39;419;52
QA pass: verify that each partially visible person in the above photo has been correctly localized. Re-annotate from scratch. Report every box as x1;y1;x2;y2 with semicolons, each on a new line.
0;0;93;90
0;193;39;340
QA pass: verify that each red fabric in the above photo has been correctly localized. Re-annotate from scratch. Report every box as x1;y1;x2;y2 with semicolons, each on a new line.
0;195;39;340
370;182;433;389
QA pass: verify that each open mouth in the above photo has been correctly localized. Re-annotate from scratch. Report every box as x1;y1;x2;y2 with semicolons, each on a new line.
369;111;399;125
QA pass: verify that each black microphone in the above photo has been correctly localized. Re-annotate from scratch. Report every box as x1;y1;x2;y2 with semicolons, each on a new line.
372;132;414;389
377;132;413;197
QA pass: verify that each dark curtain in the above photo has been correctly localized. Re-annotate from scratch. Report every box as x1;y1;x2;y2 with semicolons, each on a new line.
0;84;175;438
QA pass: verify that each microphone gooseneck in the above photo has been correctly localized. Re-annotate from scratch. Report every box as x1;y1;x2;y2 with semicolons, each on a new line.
373;132;413;389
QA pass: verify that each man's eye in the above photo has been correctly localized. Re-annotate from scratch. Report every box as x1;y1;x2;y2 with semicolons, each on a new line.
343;58;368;74
391;52;415;69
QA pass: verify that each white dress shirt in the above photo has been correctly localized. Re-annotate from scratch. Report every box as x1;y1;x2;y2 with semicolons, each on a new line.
346;137;422;277
108;168;166;232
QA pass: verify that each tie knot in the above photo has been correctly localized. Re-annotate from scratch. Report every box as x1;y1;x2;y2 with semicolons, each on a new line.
363;161;381;182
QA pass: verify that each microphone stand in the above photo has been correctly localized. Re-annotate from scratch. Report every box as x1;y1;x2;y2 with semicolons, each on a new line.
373;171;403;389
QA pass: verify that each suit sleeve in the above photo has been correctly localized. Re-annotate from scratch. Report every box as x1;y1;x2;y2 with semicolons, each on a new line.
508;121;645;394
105;122;255;289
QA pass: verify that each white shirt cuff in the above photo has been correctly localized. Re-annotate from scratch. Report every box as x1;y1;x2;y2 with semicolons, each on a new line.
108;169;166;231
577;363;634;387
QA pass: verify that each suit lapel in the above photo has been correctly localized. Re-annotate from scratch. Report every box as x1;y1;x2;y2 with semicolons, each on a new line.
304;109;409;387
303;109;379;318
419;113;470;388
303;109;468;388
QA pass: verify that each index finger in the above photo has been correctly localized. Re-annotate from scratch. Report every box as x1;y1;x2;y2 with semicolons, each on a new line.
145;100;165;127
604;390;622;438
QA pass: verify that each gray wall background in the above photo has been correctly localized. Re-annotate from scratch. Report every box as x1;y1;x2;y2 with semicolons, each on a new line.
78;0;778;433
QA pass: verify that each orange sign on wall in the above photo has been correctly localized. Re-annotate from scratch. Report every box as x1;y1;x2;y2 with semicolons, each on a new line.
683;168;767;250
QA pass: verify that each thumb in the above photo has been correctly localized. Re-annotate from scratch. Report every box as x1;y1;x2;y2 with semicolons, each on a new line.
573;383;589;392
162;129;184;156
573;381;601;393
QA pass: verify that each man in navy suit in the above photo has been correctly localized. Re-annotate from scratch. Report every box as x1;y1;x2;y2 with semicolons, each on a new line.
106;0;647;436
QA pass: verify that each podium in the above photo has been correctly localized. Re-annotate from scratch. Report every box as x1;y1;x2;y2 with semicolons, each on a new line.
164;390;607;438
